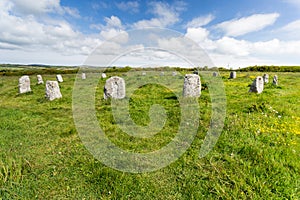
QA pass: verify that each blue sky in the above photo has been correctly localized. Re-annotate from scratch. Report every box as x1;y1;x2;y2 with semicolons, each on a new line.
1;0;300;68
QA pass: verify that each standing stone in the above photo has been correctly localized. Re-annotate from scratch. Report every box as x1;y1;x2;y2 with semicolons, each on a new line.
81;73;86;80
263;74;269;83
56;74;63;83
160;72;165;76
45;81;62;101
183;74;201;97
213;72;218;77
172;71;177;76
101;73;107;79
230;71;236;79
142;72;146;76
273;75;278;86
104;76;126;99
19;75;31;94
249;76;264;94
37;75;44;84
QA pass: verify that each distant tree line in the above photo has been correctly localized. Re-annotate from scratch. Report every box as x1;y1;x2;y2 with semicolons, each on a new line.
237;65;300;72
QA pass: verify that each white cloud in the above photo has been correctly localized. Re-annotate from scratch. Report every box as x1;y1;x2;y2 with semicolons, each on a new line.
116;1;139;13
11;0;61;15
185;27;210;43
132;1;186;28
10;0;80;18
274;19;300;40
0;1;101;65
185;14;215;28
215;13;280;37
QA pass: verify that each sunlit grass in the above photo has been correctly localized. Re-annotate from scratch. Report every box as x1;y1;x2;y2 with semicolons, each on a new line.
0;70;299;199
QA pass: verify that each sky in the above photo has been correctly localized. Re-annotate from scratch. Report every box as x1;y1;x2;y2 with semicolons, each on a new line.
1;0;300;68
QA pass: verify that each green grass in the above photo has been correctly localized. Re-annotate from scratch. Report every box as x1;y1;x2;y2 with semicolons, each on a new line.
0;71;299;199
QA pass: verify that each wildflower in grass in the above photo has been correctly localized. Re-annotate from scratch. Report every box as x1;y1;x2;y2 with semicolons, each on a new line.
278;115;282;118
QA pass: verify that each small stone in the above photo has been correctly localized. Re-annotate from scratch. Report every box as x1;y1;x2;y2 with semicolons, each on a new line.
81;73;86;80
172;71;177;76
142;72;146;76
45;81;62;101
19;75;31;94
183;74;201;97
213;72;218;77
249;76;264;94
101;73;107;79
230;71;236;79
263;74;269;83
160;72;164;76
56;74;63;83
37;75;44;84
273;75;278;85
104;76;126;99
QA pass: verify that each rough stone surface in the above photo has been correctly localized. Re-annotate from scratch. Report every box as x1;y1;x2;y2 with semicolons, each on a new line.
37;75;44;84
56;74;63;83
213;72;218;77
101;73;107;79
273;75;278;85
45;81;62;101
249;76;264;94
104;76;126;99
172;71;177;76
230;71;236;79
81;73;86;80
263;74;269;83
183;74;201;97
19;75;31;94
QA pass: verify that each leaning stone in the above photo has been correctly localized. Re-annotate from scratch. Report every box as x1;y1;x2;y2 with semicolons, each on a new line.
230;71;236;79
172;71;177;76
81;73;86;80
213;72;218;77
183;74;201;97
37;75;44;84
45;81;62;101
273;75;278;85
249;76;264;94
19;75;31;94
104;76;126;99
101;73;107;79
56;74;63;83
263;74;269;83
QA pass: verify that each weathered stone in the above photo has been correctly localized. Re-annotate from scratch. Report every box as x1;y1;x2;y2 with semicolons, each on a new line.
19;75;31;94
45;81;62;101
213;72;218;77
273;75;278;85
183;74;201;97
56;74;63;83
249;76;264;94
172;71;177;76
37;75;44;84
263;74;269;83
104;76;126;99
101;73;107;79
81;73;86;80
230;71;236;79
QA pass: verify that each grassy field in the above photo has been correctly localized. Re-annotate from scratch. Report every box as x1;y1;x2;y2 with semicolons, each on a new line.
0;70;299;199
